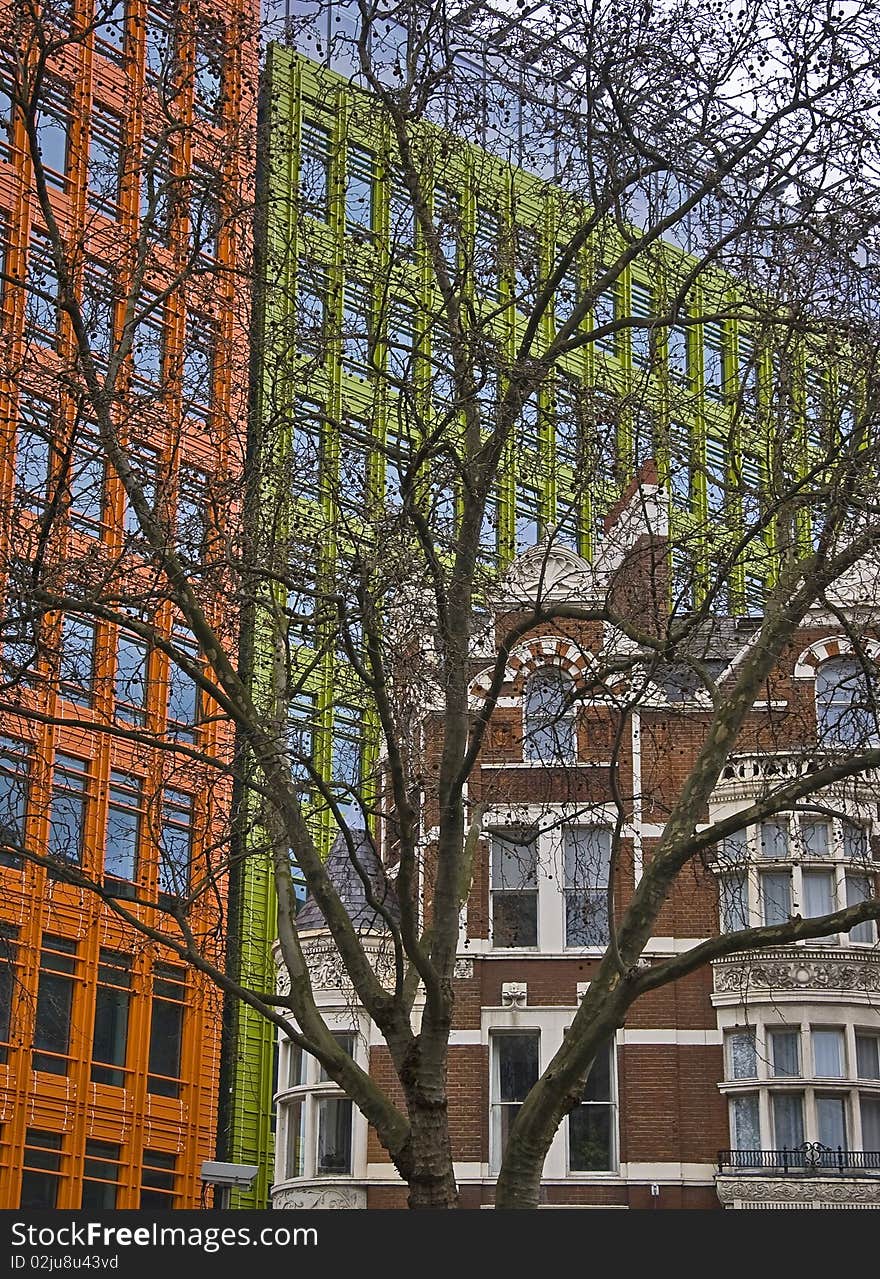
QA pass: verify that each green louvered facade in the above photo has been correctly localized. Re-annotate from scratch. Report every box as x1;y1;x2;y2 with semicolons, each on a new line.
226;38;855;1204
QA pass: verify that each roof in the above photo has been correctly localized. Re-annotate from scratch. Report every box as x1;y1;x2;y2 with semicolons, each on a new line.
295;828;400;934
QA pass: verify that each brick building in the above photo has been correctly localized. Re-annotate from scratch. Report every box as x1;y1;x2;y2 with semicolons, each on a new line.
0;0;256;1208
272;479;880;1209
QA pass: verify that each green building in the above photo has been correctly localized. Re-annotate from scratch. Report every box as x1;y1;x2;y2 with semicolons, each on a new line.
225;8;856;1203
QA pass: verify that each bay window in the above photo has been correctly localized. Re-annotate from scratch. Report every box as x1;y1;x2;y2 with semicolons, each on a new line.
723;1021;880;1160
716;811;876;945
277;1030;360;1182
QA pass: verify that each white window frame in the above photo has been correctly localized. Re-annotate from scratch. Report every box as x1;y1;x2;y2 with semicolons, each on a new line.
719;1012;880;1155
486;1008;619;1179
713;808;877;947
274;1022;367;1185
486;806;618;955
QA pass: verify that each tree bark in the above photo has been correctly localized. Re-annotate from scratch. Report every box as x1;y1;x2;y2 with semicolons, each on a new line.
403;1100;459;1208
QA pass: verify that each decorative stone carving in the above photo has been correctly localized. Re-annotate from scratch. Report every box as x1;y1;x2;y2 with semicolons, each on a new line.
501;981;527;1007
712;751;880;802
271;1183;367;1210
454;958;474;979
500;541;599;606
278;938;397;997
716;1176;880;1209
576;982;590;1001
713;950;880;998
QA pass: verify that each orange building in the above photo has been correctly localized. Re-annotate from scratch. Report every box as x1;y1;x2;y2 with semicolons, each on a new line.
0;0;257;1207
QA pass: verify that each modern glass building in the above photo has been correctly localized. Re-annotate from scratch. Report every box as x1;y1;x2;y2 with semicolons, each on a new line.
0;0;257;1207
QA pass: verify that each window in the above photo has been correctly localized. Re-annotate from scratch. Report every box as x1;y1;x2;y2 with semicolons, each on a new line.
0;75;14;159
147;963;185;1096
131;298;165;388
513;223;539;308
564;827;612;947
167;631;200;741
58;615;96;706
0;924;19;1063
346;145;374;236
388;166;415;250
0;737;29;868
139;137;174;243
816;657;878;748
434;187;460;275
296;264;327;357
490;1032;539;1172
288;691;317;784
480;489;500;565
189;169;220;260
523;667;575;763
158;789;193;901
24;230;60;347
181;314;215;419
554;254;579;327
193;20;223;121
727;1029;758;1080
33;935;77;1074
91;950;131;1088
140;1150;177;1208
554;376;580;466
286;547;318;641
299;119;332;220
591;277;617;354
856;1034;880;1080
490;830;538;948
81;1140;121;1209
88;104;124;216
705;438;727;517
331;704;363;819
515;483;541;552
36;82;71;189
95;0;126;62
629;282;653;370
474;207;501;302
386;302;416;383
667;421;691;507
104;770;142;887
342;279;372;378
48;753;88;866
14;394;52;513
664;309;693;382
703;322;726;400
568;1040;615;1171
277;1029;359;1181
114;631;148;724
738;331;760;412
724;1021;880;1161
69;425;105;534
20;1131;63;1209
144;4;173;85
716;809;877;945
175;465;209;562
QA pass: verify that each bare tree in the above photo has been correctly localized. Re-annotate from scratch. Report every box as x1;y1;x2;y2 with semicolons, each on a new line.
3;0;880;1209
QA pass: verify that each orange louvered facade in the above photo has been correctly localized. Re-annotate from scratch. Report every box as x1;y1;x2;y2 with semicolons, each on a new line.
0;0;257;1208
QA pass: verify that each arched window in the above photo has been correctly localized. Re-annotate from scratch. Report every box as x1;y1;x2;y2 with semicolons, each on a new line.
523;666;575;762
815;658;878;747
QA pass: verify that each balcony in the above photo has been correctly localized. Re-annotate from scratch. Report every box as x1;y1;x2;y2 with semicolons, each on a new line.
716;1144;880;1209
714;751;880;802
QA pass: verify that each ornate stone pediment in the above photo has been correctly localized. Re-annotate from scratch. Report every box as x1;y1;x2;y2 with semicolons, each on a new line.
499;540;600;606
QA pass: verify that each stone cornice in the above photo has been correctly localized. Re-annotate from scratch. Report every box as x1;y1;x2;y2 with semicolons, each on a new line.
715;1174;880;1208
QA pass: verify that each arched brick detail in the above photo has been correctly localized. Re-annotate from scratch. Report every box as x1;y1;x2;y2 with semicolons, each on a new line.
468;638;592;702
794;636;880;680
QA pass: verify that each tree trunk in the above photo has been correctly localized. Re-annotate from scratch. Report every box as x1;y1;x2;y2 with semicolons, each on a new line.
404;1100;459;1208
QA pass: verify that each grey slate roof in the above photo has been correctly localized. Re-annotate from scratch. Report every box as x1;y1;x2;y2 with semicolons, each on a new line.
295;828;400;934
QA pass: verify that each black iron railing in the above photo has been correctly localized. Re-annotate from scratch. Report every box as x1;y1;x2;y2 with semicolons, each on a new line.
718;1143;880;1175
